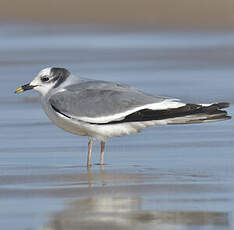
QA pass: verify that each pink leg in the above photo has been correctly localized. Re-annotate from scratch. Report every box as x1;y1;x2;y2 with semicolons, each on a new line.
87;137;93;167
100;141;105;165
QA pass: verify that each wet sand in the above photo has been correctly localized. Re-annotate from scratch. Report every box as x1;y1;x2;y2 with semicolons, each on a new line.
0;24;234;230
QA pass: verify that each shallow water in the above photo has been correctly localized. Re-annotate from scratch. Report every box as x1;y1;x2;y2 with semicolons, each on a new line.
0;24;233;230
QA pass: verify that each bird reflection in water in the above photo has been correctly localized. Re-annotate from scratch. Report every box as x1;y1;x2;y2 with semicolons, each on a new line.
43;167;230;230
44;197;229;230
87;165;106;187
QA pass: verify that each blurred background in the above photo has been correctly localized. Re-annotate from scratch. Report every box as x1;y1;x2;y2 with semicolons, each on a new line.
1;1;234;230
1;0;234;29
0;0;234;103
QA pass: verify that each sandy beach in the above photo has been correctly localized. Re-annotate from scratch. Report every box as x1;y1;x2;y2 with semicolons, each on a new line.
0;0;234;29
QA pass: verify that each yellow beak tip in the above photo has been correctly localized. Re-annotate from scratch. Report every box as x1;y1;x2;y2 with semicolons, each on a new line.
14;87;24;94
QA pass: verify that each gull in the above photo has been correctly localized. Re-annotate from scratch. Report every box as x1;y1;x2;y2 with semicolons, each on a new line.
15;67;231;166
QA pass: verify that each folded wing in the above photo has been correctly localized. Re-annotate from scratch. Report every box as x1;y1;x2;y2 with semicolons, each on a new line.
49;80;185;124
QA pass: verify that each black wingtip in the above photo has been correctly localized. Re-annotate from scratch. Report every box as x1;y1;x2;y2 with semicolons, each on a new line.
226;115;232;120
215;102;231;109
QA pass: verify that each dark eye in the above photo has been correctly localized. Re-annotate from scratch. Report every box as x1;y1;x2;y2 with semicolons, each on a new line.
41;76;49;82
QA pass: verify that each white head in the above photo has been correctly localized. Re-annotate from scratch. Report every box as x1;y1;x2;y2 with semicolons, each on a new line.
15;67;71;96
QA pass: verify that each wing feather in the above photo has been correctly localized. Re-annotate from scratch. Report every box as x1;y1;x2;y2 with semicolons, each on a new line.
49;81;184;124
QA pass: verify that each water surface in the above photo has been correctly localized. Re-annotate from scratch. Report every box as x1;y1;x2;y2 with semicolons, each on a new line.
0;24;233;230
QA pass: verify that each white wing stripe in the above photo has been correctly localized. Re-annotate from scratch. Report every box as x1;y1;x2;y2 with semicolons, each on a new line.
74;99;185;124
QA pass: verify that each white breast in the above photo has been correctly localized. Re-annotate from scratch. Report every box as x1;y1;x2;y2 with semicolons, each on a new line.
40;97;88;136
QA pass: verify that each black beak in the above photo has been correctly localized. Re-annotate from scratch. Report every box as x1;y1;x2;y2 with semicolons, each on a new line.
15;83;35;94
